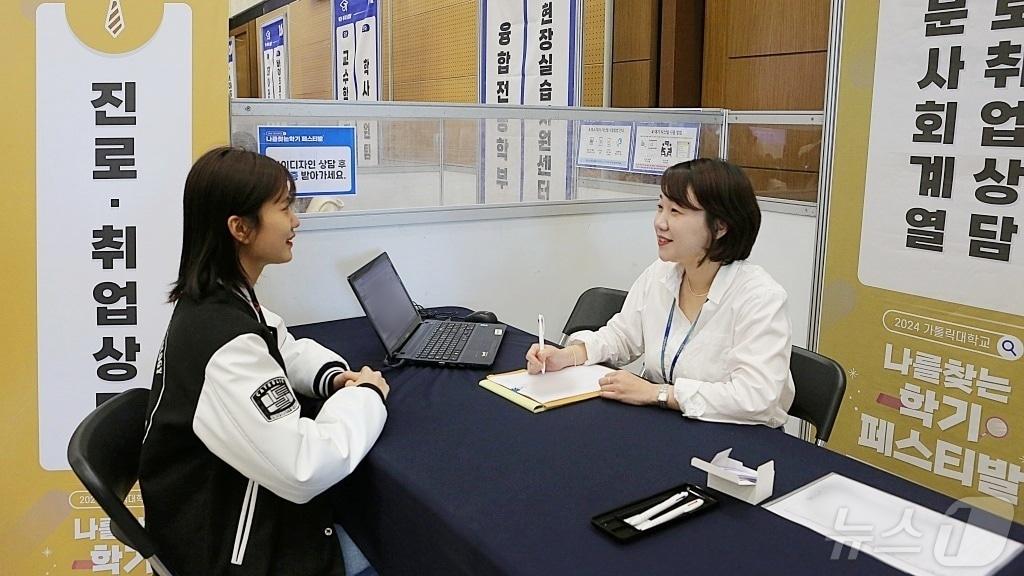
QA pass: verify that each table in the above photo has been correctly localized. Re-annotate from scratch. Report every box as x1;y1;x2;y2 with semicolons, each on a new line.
292;309;1024;575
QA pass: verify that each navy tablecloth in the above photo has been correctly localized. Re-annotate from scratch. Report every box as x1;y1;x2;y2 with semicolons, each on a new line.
292;309;1024;576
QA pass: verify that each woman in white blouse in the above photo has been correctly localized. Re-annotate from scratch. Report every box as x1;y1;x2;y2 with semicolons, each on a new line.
526;158;795;427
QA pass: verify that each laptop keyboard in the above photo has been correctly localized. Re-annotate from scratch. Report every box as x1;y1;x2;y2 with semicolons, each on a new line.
416;322;475;362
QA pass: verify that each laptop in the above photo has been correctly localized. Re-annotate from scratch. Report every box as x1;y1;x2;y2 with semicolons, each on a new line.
347;252;506;367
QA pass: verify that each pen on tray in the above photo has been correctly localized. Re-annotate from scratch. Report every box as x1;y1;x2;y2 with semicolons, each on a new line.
634;497;704;531
538;314;546;374
623;490;688;526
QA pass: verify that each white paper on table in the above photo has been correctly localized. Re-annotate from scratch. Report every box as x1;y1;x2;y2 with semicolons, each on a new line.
765;473;1022;576
709;449;759;485
488;364;613;404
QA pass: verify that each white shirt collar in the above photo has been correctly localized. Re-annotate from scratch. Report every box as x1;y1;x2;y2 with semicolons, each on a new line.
655;260;740;304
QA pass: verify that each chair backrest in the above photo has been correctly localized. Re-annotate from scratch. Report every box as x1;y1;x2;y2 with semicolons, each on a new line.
67;388;161;560
789;346;847;444
561;287;628;339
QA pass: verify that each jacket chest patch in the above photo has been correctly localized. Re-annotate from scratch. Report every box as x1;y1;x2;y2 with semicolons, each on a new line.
250;377;298;422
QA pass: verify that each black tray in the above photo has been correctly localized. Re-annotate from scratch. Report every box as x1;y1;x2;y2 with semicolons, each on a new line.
591;483;718;542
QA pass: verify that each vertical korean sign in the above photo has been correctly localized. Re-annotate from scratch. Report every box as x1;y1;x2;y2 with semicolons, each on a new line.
822;0;1024;523
481;0;579;202
333;0;379;165
261;16;287;99
228;36;237;98
1;1;227;573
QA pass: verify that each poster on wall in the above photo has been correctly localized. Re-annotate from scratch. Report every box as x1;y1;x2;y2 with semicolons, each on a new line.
261;16;287;99
576;122;633;171
259;126;357;197
821;0;1024;525
2;1;227;573
333;0;379;166
630;123;700;174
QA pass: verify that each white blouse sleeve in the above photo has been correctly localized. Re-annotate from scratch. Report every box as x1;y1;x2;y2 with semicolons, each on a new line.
568;269;651;367
672;287;794;427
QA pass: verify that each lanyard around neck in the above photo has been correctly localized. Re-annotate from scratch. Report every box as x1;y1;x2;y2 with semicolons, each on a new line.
660;297;703;384
244;284;268;327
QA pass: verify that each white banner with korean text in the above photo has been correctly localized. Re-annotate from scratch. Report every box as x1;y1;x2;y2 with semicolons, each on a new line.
334;0;379;166
483;118;523;203
261;16;287;98
36;4;191;470
859;0;1023;314
481;0;579;201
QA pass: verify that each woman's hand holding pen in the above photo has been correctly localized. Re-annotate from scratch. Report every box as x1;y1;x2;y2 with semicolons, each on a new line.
333;366;390;399
525;343;586;375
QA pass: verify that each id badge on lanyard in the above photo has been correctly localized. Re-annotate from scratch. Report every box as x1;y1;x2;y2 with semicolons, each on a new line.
660;297;702;384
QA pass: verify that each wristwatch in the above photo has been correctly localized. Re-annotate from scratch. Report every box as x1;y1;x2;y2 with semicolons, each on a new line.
657;384;670;409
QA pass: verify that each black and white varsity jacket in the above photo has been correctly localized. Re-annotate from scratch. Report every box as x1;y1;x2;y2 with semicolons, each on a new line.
139;287;387;576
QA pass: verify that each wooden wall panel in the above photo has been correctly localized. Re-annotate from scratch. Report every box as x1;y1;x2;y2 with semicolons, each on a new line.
612;60;656;107
727;125;822;172
728;0;828;57
443;119;480;167
287;0;333;100
582;0;606;106
700;0;728;107
612;0;659;107
612;0;659;62
698;125;722;158
724;52;827;110
729;124;820;201
392;0;470;20
230;20;259;98
581;63;605;107
701;0;828;111
659;0;703;107
744;167;818;202
391;2;477;101
380;0;392;100
698;0;828;202
392;77;477;103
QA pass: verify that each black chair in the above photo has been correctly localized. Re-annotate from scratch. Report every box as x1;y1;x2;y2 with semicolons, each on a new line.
789;346;847;446
67;388;174;576
560;287;628;344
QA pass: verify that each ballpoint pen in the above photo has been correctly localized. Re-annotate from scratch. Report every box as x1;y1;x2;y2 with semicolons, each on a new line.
634;497;704;531
623;490;688;526
538;314;546;374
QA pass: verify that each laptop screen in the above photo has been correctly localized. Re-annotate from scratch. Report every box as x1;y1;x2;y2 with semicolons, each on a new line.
348;253;422;355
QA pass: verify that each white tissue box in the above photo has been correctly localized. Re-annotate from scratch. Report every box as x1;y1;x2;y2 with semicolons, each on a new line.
691;448;775;505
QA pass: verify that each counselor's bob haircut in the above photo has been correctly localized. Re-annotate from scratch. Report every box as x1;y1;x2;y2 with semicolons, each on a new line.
169;147;295;302
660;158;760;265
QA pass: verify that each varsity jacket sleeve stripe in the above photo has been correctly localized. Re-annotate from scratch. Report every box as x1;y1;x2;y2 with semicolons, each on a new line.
193;333;387;504
262;307;350;399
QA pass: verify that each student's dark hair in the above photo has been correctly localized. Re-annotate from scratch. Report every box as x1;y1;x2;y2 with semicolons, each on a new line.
660;158;760;265
169;147;296;302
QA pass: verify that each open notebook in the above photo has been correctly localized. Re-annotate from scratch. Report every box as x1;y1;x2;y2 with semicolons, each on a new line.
479;364;614;413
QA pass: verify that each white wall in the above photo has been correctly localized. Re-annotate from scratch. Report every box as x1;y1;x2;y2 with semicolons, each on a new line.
230;0;265;17
256;207;817;349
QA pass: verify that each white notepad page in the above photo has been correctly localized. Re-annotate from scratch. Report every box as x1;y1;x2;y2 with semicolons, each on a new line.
765;473;1022;576
488;365;613;404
